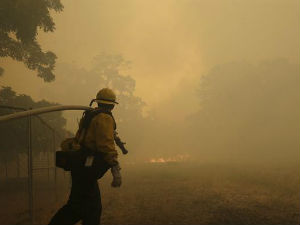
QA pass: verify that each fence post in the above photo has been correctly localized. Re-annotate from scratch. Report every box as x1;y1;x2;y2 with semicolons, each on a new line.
5;158;7;179
53;130;57;202
27;114;34;224
47;151;50;182
17;153;20;178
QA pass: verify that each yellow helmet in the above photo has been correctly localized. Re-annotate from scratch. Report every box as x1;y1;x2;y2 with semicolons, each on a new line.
95;88;118;105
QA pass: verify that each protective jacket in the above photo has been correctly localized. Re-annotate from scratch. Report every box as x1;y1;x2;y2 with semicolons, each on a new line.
75;109;118;167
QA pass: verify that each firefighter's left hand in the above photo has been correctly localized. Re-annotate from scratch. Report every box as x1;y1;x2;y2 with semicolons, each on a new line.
111;176;122;187
111;165;122;187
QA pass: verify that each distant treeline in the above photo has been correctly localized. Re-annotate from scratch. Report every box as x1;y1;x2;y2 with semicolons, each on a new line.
188;59;300;163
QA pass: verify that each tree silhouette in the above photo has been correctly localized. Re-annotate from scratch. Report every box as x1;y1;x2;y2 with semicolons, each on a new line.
91;53;145;123
39;53;147;155
190;59;299;161
0;0;63;81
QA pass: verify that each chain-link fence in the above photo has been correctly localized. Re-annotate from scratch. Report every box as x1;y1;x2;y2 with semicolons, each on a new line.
0;106;70;224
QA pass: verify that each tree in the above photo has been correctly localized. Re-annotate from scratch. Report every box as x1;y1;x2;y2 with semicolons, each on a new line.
91;53;145;123
40;53;147;156
41;53;146;123
0;0;63;81
190;59;299;162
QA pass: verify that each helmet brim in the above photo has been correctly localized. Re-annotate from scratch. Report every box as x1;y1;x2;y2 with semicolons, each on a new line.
95;99;119;105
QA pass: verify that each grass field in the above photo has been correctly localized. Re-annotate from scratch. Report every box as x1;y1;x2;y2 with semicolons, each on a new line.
1;162;299;225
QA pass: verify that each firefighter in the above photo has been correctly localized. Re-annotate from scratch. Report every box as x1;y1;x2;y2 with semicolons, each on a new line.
49;88;122;225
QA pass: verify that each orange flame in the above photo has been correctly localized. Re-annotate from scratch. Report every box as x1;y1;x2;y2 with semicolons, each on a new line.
149;154;190;163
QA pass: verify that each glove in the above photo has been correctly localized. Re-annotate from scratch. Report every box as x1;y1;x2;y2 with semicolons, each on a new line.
111;164;122;188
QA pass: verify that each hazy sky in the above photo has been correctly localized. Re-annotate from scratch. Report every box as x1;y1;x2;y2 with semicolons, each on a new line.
0;0;299;122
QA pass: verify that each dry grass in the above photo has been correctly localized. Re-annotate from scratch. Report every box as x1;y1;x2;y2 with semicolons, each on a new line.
100;163;300;225
1;162;299;225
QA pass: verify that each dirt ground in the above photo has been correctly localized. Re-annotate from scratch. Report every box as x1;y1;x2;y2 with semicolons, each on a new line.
1;162;299;225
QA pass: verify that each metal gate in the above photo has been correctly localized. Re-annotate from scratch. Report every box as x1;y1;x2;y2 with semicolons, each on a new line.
0;105;70;224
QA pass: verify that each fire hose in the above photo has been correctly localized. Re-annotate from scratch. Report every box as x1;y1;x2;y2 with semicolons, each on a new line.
0;105;128;154
0;105;92;122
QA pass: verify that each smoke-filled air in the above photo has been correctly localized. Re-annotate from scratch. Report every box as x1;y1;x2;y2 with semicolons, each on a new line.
0;0;299;225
